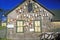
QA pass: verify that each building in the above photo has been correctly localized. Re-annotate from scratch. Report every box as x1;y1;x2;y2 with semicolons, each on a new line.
51;10;60;32
4;0;55;40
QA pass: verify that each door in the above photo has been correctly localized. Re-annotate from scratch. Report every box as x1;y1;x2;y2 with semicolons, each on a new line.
16;20;41;40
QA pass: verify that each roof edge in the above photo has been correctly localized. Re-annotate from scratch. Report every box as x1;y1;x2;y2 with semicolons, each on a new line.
51;19;60;22
33;0;55;16
4;0;26;16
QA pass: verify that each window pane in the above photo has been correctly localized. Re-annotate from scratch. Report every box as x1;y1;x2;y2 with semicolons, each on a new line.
17;27;23;32
35;27;38;32
37;21;40;26
37;27;41;32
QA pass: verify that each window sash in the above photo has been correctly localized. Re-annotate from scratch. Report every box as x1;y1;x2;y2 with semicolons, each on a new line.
35;21;40;27
17;27;23;32
35;27;41;32
17;21;23;27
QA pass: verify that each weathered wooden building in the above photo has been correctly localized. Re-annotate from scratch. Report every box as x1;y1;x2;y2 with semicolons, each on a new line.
4;0;55;40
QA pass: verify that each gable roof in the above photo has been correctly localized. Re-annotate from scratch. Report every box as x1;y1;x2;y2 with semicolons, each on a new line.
4;0;55;16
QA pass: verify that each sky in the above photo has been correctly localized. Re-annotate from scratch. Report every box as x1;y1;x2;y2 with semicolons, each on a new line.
0;0;60;22
37;0;60;9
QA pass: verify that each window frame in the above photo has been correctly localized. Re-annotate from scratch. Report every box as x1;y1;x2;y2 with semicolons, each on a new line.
34;20;42;33
16;20;24;33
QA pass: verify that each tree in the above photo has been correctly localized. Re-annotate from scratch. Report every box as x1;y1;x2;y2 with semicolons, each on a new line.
0;9;4;26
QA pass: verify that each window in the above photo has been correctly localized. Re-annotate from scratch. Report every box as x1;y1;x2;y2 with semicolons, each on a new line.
34;21;41;32
17;21;24;33
7;18;10;22
2;22;6;27
28;3;33;12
